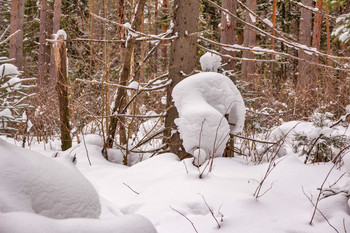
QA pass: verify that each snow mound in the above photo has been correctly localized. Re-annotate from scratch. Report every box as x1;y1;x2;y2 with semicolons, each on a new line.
0;212;157;233
0;63;19;78
173;72;245;164
199;52;222;72
0;139;101;219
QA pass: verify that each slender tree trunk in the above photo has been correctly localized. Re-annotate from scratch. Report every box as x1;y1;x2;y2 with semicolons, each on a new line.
161;0;167;59
10;0;24;70
310;0;323;89
269;0;277;80
10;0;19;64
55;34;72;151
220;0;236;70
241;0;256;82
165;0;200;157
38;0;47;88
16;0;24;70
50;0;62;81
105;0;147;157
297;0;312;90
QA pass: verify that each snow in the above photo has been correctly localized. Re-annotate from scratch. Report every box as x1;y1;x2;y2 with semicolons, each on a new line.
0;138;101;219
54;29;67;40
0;212;156;233
172;72;245;164
1;132;349;233
127;81;140;96
0;63;19;78
199;52;222;72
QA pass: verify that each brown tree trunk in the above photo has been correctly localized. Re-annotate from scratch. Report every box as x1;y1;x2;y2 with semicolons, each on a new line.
10;0;18;63
220;0;236;70
105;0;147;158
297;0;312;90
50;0;62;81
310;0;323;90
10;0;24;70
161;0;168;58
165;0;200;157
55;34;72;151
241;0;256;82
269;0;277;80
38;0;48;88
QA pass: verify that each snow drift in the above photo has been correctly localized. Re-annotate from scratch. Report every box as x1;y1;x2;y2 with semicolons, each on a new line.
0;138;101;219
172;72;245;164
0;212;157;233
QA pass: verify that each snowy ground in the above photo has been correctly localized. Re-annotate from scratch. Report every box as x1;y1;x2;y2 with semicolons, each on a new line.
1;133;349;233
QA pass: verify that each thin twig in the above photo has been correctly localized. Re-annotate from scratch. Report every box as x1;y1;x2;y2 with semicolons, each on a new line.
302;187;339;233
169;206;199;233
123;182;139;195
199;194;221;229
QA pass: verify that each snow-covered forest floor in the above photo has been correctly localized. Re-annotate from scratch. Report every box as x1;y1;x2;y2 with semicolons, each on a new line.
1;120;350;233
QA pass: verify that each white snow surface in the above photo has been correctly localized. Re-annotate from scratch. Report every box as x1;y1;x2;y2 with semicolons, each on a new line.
0;138;101;219
1;135;349;233
199;52;222;72
0;212;156;233
172;72;245;163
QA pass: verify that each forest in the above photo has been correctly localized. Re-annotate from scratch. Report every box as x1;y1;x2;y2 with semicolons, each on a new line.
1;0;350;232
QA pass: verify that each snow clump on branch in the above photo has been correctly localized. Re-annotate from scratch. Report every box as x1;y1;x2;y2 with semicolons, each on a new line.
173;72;245;165
199;52;222;72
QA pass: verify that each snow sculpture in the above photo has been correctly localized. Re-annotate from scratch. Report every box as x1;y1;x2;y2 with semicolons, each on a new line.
173;72;245;165
199;52;222;72
0;139;101;219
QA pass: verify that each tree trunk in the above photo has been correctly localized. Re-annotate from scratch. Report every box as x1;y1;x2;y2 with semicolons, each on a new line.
10;0;24;70
165;0;200;157
297;0;312;90
161;0;168;59
241;0;256;82
105;0;147;158
38;0;48;88
10;0;18;64
310;0;323;89
55;34;72;151
50;0;62;81
220;0;236;71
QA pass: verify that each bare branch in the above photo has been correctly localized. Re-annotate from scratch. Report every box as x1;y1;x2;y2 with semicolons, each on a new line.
169;206;199;233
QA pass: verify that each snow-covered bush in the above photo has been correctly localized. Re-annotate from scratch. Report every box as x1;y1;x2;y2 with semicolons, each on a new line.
0;63;35;135
0;138;101;219
173;72;245;165
292;111;349;163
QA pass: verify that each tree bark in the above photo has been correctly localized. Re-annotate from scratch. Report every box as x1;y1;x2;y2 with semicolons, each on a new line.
50;0;62;81
241;0;256;82
55;34;72;151
220;0;236;70
165;0;200;157
310;0;323;88
10;0;24;70
38;0;48;88
161;0;168;58
105;0;147;157
297;0;312;90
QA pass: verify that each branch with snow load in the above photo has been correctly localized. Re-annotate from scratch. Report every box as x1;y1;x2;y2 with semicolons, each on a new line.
173;72;245;165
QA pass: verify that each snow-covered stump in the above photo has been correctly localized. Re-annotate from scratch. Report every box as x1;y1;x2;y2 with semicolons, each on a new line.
172;72;245;166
